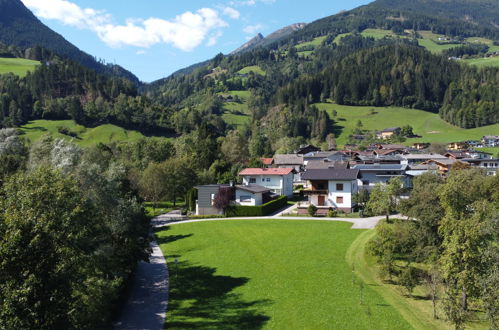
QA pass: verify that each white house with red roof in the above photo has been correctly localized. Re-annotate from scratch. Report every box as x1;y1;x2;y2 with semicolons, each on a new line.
239;168;295;197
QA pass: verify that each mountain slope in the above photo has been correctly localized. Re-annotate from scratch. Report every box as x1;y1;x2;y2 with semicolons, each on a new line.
0;0;140;84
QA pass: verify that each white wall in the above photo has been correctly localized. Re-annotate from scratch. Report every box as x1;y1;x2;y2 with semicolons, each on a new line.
242;174;293;197
327;180;356;209
235;190;262;206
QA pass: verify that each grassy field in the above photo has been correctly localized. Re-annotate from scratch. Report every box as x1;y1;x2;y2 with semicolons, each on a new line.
219;90;252;127
238;65;266;75
20;120;154;147
296;35;327;50
314;103;499;146
348;230;487;330
334;32;352;44
361;28;397;39
464;56;499;67
0;57;40;77
157;220;411;329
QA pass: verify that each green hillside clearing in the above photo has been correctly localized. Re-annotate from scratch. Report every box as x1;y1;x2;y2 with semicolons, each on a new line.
296;35;327;49
237;65;266;75
464;56;499;67
20;120;160;147
315;103;499;146
0;57;40;77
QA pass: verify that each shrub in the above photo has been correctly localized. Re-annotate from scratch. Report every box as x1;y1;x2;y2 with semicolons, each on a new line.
308;204;317;217
225;196;288;217
327;209;337;217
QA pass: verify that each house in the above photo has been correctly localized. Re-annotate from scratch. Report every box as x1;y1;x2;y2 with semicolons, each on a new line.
445;150;492;160
274;154;304;182
447;142;469;151
303;151;348;164
412;142;430;150
372;143;406;150
376;127;401;140
352;164;410;189
195;184;276;215
373;149;406;157
482;135;499;147
295;144;320;155
461;158;499;176
421;159;469;175
352;154;403;165
401;153;447;165
405;164;439;177
306;159;349;170
301;168;360;213
239;168;294;197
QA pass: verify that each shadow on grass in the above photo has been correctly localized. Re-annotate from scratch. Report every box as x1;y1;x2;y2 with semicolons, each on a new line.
159;230;271;329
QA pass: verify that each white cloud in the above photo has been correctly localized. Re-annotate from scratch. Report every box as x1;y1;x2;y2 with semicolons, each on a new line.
229;0;275;6
243;24;263;34
223;7;240;19
21;0;228;51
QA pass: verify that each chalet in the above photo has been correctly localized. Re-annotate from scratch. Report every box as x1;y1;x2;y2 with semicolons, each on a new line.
303;151;348;164
239;168;294;197
306;159;349;170
295;144;320;155
405;164;439;177
421;159;469;175
447;141;469;151
301;168;360;213
482;135;499;147
373;149;406;157
372;143;406;150
376;127;401;140
461;158;499;176
352;164;410;189
412;142;430;150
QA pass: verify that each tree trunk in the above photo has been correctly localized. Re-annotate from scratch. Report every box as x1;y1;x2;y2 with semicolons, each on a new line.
173;192;176;207
462;287;467;311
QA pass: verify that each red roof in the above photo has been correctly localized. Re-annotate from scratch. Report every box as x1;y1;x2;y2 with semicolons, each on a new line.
260;158;274;165
239;168;294;176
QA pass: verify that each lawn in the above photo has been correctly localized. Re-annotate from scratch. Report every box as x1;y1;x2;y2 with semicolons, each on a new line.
0;57;40;77
238;65;266;76
361;28;397;39
334;33;352;44
221;112;251;127
295;35;327;50
157;220;411;329
314;103;499;146
19;119;165;147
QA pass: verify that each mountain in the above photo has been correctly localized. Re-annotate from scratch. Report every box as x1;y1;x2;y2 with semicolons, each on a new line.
231;23;306;54
0;0;140;84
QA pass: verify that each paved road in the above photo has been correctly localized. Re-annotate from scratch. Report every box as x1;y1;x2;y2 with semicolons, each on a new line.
114;238;169;330
116;208;397;329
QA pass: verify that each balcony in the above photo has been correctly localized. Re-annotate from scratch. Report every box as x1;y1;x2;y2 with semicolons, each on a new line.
302;189;328;195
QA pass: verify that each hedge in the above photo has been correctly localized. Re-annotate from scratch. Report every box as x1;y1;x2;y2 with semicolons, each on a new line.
225;196;288;217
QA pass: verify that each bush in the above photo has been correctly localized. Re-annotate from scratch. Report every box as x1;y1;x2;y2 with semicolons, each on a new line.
308;204;317;217
225;196;288;217
327;209;337;217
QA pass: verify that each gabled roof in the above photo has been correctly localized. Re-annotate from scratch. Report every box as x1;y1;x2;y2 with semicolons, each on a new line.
260;158;274;165
353;164;408;171
239;168;295;176
302;168;360;181
403;153;447;160
381;127;401;133
236;184;271;193
274;154;304;165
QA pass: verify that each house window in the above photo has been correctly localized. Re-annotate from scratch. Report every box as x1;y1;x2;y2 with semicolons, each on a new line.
317;183;325;190
266;178;271;182
211;193;215;206
336;196;344;204
336;183;344;191
240;195;252;202
362;180;369;186
262;178;265;182
249;178;256;184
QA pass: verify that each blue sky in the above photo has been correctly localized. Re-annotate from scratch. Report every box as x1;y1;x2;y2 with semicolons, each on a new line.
21;0;372;82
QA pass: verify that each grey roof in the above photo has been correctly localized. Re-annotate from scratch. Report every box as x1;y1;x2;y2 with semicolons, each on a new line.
381;127;401;132
302;168;360;181
403;153;447;160
409;164;439;170
353;164;408;171
274;154;304;165
235;184;270;193
195;184;229;189
306;160;349;170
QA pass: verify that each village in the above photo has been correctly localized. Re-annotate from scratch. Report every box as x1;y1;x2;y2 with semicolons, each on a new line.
195;132;499;216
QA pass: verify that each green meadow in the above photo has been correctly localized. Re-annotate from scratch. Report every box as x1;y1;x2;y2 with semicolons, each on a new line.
19;119;157;147
157;220;411;329
0;57;40;77
315;103;499;146
238;65;266;75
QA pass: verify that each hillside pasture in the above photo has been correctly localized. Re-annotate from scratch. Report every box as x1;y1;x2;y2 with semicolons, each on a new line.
463;56;499;67
237;65;266;76
157;220;411;329
295;35;327;50
0;57;40;77
20;120;157;146
315;103;499;146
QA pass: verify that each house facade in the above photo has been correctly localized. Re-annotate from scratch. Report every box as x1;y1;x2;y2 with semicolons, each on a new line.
273;155;304;182
301;168;360;213
239;168;294;197
353;164;411;189
376;127;401;140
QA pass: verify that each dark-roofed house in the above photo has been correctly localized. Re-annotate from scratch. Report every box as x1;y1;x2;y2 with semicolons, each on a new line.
301;168;360;213
239;168;295;197
352;164;410;189
295;144;320;155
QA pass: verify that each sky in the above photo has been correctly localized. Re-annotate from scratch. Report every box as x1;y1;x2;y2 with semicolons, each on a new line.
21;0;372;82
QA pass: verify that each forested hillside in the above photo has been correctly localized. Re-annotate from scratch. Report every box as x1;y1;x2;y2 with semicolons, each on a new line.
0;0;140;84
